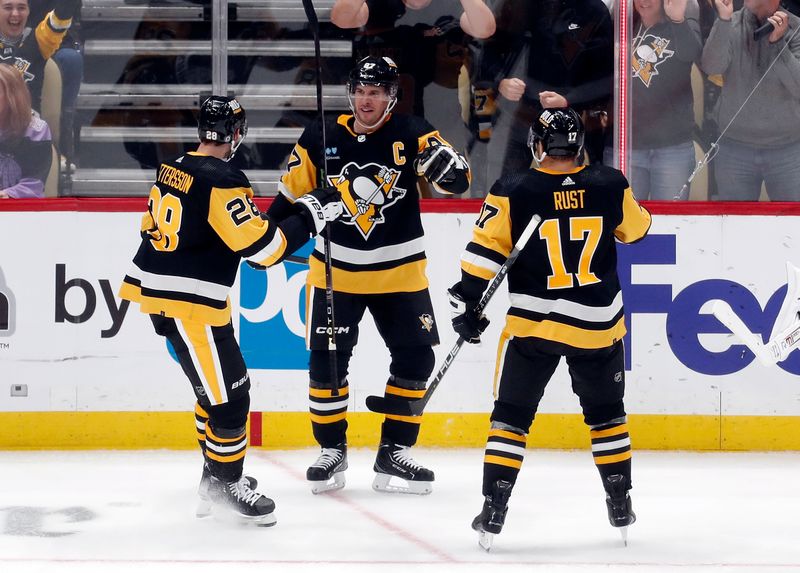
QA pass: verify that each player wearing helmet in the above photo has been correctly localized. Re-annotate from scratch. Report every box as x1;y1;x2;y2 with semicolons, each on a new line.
448;107;652;550
119;96;344;526
270;56;471;496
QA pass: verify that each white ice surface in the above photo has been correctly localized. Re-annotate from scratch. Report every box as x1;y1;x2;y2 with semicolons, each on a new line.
0;449;798;573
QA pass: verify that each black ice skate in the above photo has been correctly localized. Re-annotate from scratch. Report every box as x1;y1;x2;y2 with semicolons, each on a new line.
207;474;276;526
307;443;348;494
372;441;434;495
471;479;513;551
197;464;257;518
605;474;636;545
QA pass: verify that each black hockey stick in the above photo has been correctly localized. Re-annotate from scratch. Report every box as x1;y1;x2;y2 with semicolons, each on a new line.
302;0;341;396
365;214;542;416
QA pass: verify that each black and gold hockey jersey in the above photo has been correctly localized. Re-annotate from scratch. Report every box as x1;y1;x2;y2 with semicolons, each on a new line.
0;10;72;110
460;164;651;350
277;113;470;294
120;152;310;326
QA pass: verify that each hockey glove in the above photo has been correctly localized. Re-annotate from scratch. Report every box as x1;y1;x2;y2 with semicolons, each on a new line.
448;283;489;344
414;145;467;185
296;187;344;236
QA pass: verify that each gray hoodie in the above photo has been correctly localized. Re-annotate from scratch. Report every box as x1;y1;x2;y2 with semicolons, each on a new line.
701;8;800;147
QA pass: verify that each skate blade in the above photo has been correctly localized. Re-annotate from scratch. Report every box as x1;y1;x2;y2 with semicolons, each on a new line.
309;472;346;495
372;473;432;495
619;525;629;546
477;530;494;552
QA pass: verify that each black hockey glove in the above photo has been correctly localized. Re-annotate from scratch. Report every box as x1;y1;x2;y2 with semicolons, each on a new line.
448;283;489;344
414;145;467;185
296;186;344;236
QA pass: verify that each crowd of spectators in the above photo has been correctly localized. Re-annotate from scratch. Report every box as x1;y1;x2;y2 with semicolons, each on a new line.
2;0;799;201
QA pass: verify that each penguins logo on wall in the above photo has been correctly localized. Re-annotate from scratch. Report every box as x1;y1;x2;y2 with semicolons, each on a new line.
328;162;406;239
632;35;674;87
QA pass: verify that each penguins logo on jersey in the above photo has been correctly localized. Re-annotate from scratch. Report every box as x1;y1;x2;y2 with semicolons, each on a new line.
328;162;406;239
632;35;674;87
0;55;34;83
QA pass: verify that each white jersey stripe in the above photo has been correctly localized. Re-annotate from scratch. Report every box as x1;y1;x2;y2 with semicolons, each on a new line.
128;263;229;301
246;231;284;264
460;251;502;275
509;291;623;323
313;237;425;266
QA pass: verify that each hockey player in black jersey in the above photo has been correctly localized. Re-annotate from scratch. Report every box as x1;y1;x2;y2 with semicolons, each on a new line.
119;96;344;526
449;108;651;549
270;56;471;495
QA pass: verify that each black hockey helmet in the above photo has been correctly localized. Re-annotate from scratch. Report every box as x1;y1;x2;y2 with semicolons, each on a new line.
198;95;248;148
347;56;400;100
527;107;584;159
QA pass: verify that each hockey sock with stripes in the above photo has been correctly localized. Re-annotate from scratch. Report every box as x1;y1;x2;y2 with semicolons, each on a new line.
380;375;426;446
195;402;209;455
482;423;527;496
204;424;247;482
309;380;349;448
589;417;632;487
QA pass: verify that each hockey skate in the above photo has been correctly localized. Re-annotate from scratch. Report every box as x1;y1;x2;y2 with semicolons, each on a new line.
307;444;348;494
197;464;257;518
206;474;276;526
372;441;434;495
605;474;636;545
471;479;513;551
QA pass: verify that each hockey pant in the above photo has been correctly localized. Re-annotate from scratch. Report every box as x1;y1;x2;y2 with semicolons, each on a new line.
482;336;631;497
151;315;251;482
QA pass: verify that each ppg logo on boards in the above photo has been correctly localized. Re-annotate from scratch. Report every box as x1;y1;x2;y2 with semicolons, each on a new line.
237;242;314;370
0;266;15;336
618;234;800;376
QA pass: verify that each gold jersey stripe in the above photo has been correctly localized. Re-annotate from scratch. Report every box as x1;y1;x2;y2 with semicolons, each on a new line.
504;315;627;350
590;424;629;439
206;449;247;463
310;411;347;424
593;450;632;465
484;454;523;469
385;386;426;399
308;258;428;294
119;281;232;327
460;261;496;280
309;386;350;399
488;428;527;443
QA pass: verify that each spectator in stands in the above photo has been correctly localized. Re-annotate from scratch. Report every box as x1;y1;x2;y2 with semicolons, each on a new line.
618;0;703;200
0;0;80;112
332;0;496;39
28;0;83;161
701;0;800;201
477;0;614;170
0;64;53;198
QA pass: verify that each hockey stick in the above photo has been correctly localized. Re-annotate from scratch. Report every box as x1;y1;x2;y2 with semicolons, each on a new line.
711;262;800;366
302;0;341;396
365;214;542;416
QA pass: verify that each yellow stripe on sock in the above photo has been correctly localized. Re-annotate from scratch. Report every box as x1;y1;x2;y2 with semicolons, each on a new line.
488;429;527;443
590;424;628;439
309;387;349;399
594;451;632;465
309;411;347;424
385;386;426;399
206;449;246;463
484;454;523;469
